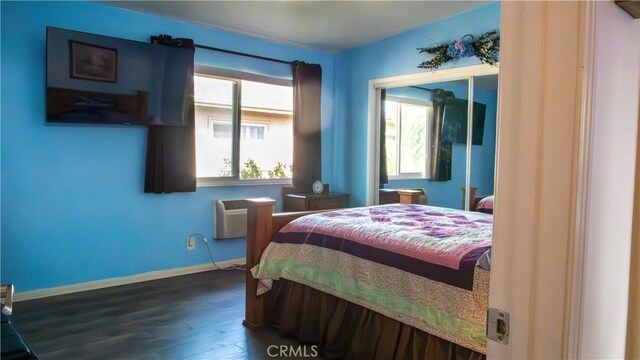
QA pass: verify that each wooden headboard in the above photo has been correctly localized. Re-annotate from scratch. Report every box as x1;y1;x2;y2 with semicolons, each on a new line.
461;186;491;211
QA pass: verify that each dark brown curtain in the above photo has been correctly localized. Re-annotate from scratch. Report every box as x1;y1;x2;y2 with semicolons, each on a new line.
144;36;196;193
431;90;455;182
292;61;322;192
379;89;389;187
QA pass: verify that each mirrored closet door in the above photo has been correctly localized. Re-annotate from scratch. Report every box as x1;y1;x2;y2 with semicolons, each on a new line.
468;74;498;213
377;72;498;212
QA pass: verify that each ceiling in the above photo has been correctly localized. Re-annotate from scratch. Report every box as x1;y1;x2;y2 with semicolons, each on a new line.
101;1;491;52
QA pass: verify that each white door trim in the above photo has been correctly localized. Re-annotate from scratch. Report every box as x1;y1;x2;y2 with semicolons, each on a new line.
566;0;597;357
485;1;633;358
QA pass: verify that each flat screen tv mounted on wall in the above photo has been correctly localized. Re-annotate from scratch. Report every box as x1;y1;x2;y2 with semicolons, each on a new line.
441;99;486;146
46;27;193;126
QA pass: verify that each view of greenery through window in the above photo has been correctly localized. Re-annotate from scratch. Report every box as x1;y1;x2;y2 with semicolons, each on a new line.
385;100;432;178
194;75;293;180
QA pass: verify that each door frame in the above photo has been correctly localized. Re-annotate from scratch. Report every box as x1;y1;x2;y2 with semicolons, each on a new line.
490;1;638;359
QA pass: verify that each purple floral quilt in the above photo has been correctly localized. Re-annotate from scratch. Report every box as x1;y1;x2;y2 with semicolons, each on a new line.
273;204;492;290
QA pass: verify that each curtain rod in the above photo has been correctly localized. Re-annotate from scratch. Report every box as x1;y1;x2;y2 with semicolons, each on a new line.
410;86;436;92
409;86;457;101
194;44;293;65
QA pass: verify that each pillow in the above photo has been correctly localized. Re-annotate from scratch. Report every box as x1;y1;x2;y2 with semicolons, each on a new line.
475;195;494;214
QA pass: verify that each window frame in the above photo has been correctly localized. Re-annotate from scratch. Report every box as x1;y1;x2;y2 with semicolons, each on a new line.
194;65;293;187
385;96;433;180
211;120;269;140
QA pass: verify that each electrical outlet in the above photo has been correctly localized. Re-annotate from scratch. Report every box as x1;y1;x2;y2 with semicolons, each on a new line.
187;236;195;251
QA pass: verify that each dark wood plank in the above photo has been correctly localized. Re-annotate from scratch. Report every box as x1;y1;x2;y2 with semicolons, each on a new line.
10;269;314;359
179;344;247;360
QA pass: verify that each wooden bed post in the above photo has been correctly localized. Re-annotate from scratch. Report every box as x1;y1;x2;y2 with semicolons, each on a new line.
243;198;276;329
461;186;478;210
243;193;422;330
397;190;422;204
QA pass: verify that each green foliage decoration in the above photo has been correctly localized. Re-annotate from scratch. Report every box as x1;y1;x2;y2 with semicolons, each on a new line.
418;30;500;71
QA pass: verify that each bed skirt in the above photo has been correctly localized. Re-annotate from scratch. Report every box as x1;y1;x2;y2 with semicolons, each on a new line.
265;279;486;360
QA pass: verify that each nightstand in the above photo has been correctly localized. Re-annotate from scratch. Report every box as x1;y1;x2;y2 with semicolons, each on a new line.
378;188;426;205
283;192;350;212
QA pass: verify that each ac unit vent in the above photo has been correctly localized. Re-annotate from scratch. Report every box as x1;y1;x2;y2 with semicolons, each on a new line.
213;199;265;240
220;199;248;210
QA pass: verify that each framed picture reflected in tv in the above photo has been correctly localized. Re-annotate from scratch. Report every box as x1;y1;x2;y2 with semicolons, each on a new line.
69;41;118;83
46;27;193;127
441;98;486;146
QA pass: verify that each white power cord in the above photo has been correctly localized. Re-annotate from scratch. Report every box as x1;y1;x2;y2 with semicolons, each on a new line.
187;233;246;271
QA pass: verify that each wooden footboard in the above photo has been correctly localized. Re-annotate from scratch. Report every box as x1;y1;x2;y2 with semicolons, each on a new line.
243;192;423;329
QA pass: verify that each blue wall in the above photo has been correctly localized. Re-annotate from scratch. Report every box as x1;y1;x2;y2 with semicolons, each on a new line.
0;1;334;292
384;81;498;209
1;1;500;292
331;2;501;206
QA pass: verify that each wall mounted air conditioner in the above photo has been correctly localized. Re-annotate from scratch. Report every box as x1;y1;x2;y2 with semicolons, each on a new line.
213;199;250;240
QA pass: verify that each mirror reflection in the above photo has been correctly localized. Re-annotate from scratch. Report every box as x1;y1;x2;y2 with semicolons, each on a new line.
378;74;498;213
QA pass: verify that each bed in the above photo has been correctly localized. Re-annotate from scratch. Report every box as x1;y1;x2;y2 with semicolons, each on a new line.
474;196;494;214
244;191;491;359
462;187;494;214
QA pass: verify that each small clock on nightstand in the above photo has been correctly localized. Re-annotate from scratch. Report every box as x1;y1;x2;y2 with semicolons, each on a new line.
312;180;324;194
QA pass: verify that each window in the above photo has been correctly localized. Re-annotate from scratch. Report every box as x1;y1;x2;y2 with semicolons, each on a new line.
211;121;266;140
385;98;433;178
194;69;293;182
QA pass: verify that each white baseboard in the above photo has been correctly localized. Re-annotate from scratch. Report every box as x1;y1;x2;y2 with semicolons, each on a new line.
13;258;246;302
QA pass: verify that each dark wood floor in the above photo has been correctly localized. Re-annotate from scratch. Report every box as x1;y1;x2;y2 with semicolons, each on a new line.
12;270;311;360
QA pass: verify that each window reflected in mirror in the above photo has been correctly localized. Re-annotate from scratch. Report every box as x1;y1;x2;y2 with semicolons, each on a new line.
378;74;498;211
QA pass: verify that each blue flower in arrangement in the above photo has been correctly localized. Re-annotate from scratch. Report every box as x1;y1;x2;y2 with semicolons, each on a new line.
418;30;500;71
446;35;476;58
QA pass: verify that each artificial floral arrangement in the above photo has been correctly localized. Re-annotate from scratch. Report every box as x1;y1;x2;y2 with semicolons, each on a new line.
417;30;500;70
